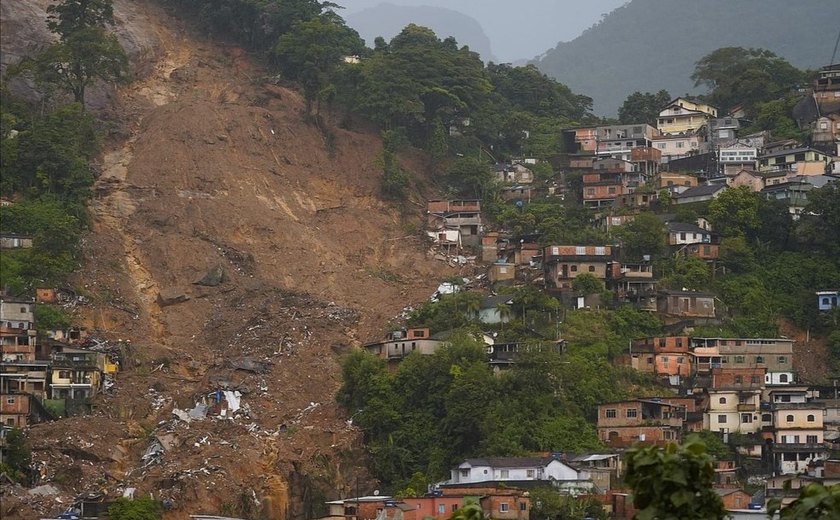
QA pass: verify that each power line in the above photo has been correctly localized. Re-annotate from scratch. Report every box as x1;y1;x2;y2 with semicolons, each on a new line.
831;28;840;66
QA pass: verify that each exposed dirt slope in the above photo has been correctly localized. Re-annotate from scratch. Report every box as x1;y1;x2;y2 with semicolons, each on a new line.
1;2;455;519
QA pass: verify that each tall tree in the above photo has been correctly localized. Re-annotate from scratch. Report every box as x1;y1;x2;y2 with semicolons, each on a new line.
614;212;666;260
708;186;760;238
15;0;127;108
617;90;670;125
47;0;115;38
273;14;364;114
626;436;729;520
691;47;804;114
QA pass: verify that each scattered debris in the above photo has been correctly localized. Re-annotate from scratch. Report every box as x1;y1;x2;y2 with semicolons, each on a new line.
141;439;164;466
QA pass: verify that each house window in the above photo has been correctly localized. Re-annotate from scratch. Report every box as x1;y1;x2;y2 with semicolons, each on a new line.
807;415;815;422
570;265;578;272
719;397;727;404
779;374;789;383
778;356;787;364
718;415;727;423
755;356;764;364
438;505;446;514
626;408;638;418
741;413;752;423
500;470;509;478
586;188;595;195
520;503;527;511
807;435;818;444
735;355;745;363
762;414;772;422
452;505;459;513
588;266;596;272
6;397;14;404
751;376;759;384
786;415;794;422
735;376;743;384
500;504;509;513
680;232;686;240
460;469;470;478
526;470;535;478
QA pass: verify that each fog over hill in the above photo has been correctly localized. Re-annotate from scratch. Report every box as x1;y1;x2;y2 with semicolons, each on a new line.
533;0;840;116
340;0;627;63
345;3;495;62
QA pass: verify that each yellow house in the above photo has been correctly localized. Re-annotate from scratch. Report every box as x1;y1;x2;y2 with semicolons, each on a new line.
657;98;718;135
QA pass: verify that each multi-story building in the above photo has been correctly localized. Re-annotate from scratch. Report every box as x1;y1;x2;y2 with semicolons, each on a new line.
608;262;657;311
703;367;765;434
0;296;35;330
657;98;718;135
0;393;30;428
771;403;828;474
593;124;659;161
650;132;702;162
582;171;625;207
624;336;691;378
543;245;612;291
597;398;694;447
427;200;482;248
690;337;794;381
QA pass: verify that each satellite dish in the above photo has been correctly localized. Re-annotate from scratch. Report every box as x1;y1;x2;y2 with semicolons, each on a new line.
374;490;380;496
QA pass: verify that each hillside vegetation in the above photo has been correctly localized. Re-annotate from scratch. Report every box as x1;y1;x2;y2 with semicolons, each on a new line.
534;0;840;115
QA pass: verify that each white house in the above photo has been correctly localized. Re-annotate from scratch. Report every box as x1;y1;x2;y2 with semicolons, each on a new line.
447;457;588;485
666;222;712;245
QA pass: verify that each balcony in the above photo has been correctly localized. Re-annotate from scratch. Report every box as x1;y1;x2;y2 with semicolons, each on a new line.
737;404;757;412
51;358;97;368
772;443;828;452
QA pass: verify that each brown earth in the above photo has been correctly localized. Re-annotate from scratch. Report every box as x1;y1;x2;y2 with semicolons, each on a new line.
1;1;460;518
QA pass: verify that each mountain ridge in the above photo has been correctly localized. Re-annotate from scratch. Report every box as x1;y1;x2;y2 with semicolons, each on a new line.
534;0;840;116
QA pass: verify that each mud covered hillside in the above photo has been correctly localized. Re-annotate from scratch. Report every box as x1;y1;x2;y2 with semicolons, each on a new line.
1;1;457;518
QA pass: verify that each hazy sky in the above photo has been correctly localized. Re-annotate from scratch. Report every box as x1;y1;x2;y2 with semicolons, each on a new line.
339;0;628;62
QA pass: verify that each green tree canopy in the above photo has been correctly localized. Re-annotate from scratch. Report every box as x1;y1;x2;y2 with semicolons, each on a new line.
107;496;161;520
691;47;804;115
614;212;666;261
708;186;759;238
617;90;670;125
626;436;728;520
15;0;128;108
47;0;115;37
273;14;364;113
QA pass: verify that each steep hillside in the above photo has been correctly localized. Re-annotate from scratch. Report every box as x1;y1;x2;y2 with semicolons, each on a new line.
1;1;456;519
534;0;840;116
345;3;495;62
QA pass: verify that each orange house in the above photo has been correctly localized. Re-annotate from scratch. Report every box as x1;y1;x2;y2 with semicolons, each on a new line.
629;337;691;377
403;496;465;520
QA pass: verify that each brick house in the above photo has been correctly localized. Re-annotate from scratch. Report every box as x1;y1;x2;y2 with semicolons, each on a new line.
597;398;694;447
0;393;30;428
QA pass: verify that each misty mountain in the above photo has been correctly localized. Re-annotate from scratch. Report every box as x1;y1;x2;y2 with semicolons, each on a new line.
345;3;495;62
534;0;840;116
